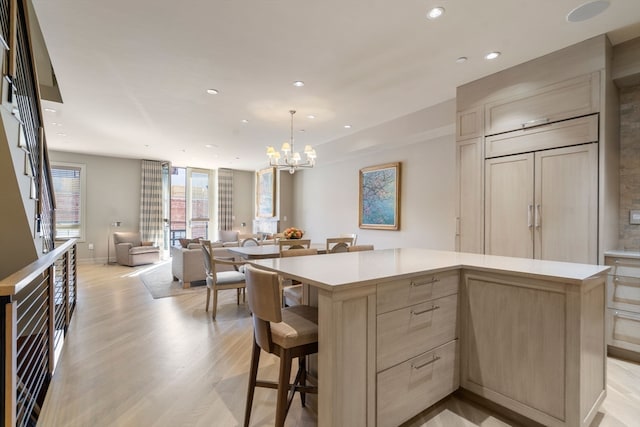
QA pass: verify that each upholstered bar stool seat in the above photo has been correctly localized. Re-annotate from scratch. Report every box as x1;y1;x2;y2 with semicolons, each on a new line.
271;305;318;348
244;265;318;427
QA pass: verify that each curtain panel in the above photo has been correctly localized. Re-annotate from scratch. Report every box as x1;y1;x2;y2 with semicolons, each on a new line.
139;160;164;245
218;168;234;231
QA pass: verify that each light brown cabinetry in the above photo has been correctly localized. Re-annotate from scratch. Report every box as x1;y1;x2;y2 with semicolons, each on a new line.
268;247;608;427
485;143;598;264
460;271;606;427
456;35;619;264
456;137;483;253
376;270;459;427
605;254;640;355
377;340;459;427
485;114;598;158
456;106;483;140
484;72;600;136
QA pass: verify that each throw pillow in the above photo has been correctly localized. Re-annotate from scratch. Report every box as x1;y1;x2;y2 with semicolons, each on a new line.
179;237;203;248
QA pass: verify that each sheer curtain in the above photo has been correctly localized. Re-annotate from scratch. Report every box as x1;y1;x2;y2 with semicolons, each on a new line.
139;160;164;245
218;168;234;231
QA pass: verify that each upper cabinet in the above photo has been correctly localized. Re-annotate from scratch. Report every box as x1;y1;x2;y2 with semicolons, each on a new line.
456;106;483;140
455;34;619;263
484;72;600;136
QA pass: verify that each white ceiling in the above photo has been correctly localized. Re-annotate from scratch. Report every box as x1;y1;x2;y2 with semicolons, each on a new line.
31;0;640;171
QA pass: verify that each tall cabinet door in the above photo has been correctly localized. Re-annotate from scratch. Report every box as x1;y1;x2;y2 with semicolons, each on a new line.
534;143;598;264
456;137;483;253
485;153;534;258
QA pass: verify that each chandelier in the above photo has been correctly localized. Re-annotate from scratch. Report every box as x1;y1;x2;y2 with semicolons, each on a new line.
266;110;317;174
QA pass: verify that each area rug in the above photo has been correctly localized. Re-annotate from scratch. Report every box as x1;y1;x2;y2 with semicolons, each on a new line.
139;260;207;299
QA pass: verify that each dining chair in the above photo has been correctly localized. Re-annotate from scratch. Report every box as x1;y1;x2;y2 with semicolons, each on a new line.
340;233;358;245
348;244;374;252
280;248;318;306
201;239;247;320
278;239;311;255
241;237;260;247
243;264;318;427
326;236;354;253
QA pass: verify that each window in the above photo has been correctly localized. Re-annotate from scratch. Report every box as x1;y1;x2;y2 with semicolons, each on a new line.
51;162;86;240
170;167;214;246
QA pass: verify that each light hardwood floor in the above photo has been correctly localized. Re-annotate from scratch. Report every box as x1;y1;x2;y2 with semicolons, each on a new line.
37;263;640;427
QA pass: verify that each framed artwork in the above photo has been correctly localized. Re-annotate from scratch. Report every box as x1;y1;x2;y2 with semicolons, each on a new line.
256;167;276;217
359;162;401;230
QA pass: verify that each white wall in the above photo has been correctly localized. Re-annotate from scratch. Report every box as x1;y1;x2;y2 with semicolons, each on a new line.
49;151;141;263
291;99;457;250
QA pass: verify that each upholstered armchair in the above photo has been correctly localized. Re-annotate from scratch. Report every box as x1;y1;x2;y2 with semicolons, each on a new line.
113;231;160;266
217;230;240;247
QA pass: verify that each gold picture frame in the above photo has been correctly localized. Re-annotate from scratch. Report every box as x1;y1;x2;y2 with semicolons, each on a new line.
256;167;276;217
359;162;401;230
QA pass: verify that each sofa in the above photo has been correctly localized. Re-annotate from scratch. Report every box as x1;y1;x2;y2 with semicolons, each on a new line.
171;243;239;288
113;231;160;266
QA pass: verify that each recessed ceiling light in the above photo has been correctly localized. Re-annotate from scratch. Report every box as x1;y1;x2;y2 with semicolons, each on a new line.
299;129;306;133
206;88;219;95
427;7;445;20
344;124;352;129
485;51;501;60
307;115;315;119
44;108;56;113
567;0;610;22
205;144;213;148
456;56;468;63
293;81;305;87
56;133;67;137
241;119;249;123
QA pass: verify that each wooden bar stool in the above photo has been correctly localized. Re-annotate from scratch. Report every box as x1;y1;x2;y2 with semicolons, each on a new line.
243;264;319;427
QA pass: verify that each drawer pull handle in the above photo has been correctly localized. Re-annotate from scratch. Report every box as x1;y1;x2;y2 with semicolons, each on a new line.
613;277;640;288
412;278;439;287
614;312;640;322
522;118;550;128
411;305;440;316
412;356;440;370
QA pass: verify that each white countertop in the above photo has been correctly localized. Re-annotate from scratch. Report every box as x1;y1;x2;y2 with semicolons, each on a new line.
251;248;610;291
604;249;640;259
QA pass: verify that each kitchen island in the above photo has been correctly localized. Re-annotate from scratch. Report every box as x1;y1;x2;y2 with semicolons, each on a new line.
252;248;609;427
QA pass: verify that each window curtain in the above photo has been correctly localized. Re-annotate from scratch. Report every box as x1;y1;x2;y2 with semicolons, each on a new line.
218;168;233;231
140;160;164;245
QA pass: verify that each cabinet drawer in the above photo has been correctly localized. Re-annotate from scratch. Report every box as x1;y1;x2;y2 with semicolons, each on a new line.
377;293;458;371
377;270;459;314
484;72;599;136
608;275;640;312
377;340;459;427
607;308;640;353
485;114;598;158
606;256;640;278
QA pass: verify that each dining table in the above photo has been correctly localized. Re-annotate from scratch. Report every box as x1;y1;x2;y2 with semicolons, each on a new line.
227;242;327;260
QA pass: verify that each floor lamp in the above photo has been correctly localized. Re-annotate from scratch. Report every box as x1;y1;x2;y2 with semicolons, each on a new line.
106;221;122;265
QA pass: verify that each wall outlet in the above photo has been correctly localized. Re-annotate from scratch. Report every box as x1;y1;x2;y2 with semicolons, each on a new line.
631;210;640;225
88;243;94;250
